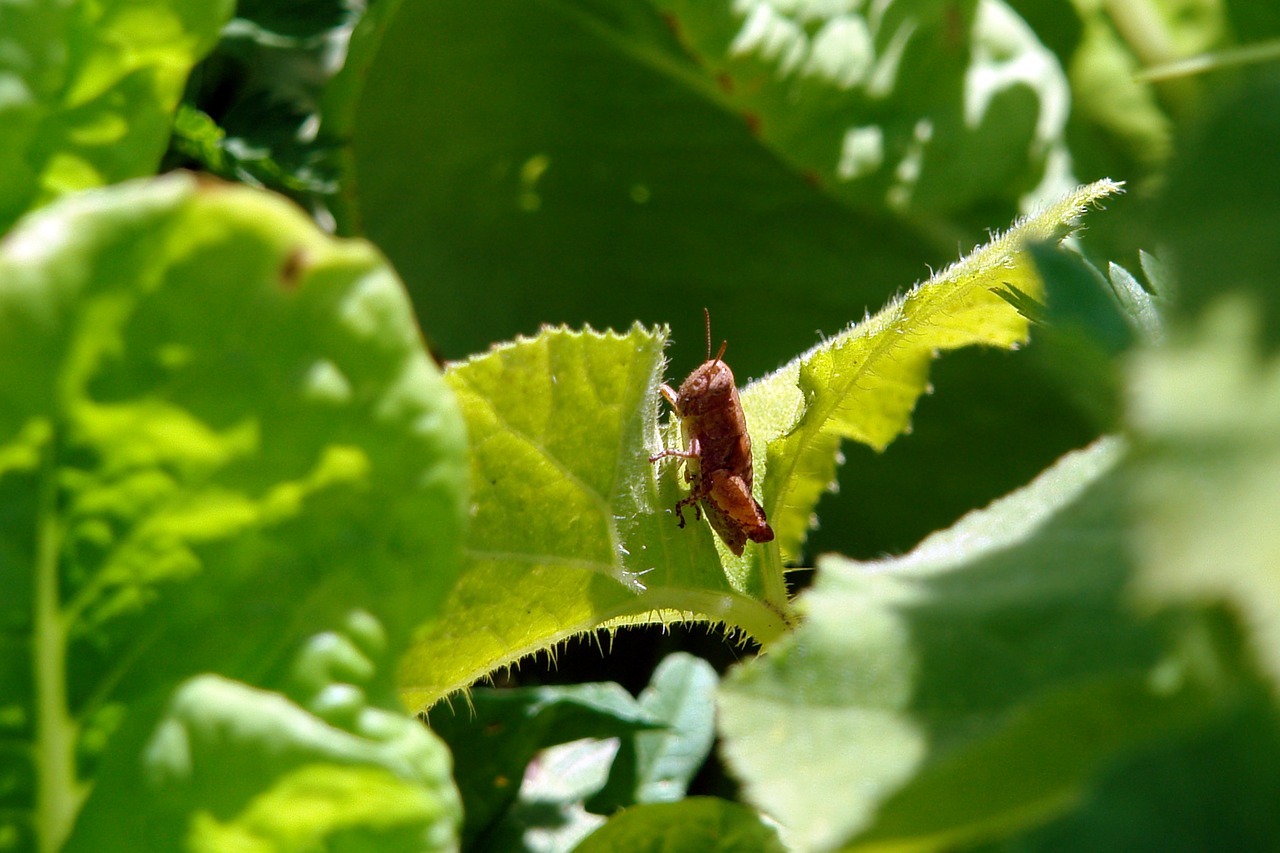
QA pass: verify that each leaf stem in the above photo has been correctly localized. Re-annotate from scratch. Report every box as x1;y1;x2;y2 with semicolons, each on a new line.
33;428;83;853
758;543;796;635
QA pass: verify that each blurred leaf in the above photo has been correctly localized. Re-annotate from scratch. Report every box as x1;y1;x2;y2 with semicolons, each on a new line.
428;681;661;849
1128;299;1280;696
574;798;786;853
719;438;1218;852
1065;5;1172;181
0;175;467;849
233;0;359;41
69;618;461;851
428;653;718;850
1225;3;1280;38
1065;0;1235;188
346;0;936;365
975;678;1280;852
591;652;718;810
0;0;232;232
657;0;1073;217
168;0;359;212
1154;70;1280;347
995;242;1141;425
746;179;1123;560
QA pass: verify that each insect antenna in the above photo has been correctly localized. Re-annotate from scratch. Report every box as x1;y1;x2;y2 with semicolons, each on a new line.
703;307;728;363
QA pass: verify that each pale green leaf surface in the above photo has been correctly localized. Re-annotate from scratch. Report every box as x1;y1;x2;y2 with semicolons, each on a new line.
719;438;1215;852
399;328;789;709
744;179;1123;559
573;798;786;853
1128;300;1280;695
656;0;1072;217
0;174;467;850
0;0;232;232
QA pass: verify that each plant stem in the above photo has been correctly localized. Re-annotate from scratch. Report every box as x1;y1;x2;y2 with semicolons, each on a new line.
33;430;83;853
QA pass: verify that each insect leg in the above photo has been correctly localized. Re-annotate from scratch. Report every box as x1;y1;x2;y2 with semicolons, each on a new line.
659;384;680;409
648;448;699;463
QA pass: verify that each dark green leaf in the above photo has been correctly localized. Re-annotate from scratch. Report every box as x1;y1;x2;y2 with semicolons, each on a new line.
591;652;718;810
428;681;661;849
574;798;786;853
1155;71;1280;347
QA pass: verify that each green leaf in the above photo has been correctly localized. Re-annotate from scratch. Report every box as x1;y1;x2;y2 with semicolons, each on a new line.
656;0;1072;217
0;0;233;232
428;681;661;849
1155;71;1280;347
398;326;790;708
573;798;786;853
344;0;937;364
718;438;1217;852
995;243;1146;427
476;737;620;853
431;652;717;848
591;652;718;810
1127;300;1280;695
0;175;467;850
979;687;1280;852
746;179;1123;559
68;617;461;851
1107;259;1164;344
397;181;1119;707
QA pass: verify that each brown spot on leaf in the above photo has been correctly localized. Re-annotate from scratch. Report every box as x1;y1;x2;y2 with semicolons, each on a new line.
279;247;309;290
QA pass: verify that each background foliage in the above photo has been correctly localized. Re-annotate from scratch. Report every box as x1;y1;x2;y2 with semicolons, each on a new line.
4;0;1280;851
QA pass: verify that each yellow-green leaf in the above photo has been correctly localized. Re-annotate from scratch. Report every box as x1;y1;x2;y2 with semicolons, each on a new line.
746;178;1124;559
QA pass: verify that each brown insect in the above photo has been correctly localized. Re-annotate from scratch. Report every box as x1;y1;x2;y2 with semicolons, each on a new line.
650;310;775;555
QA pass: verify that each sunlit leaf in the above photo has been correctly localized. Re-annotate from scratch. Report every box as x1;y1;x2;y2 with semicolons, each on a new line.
0;0;232;231
0;174;467;849
399;327;789;708
745;179;1123;559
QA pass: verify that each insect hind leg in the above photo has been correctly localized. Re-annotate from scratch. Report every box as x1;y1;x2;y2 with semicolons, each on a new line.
673;492;702;528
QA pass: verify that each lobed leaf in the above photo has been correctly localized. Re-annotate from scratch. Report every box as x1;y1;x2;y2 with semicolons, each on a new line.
0;174;467;849
0;0;232;232
399;328;789;709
